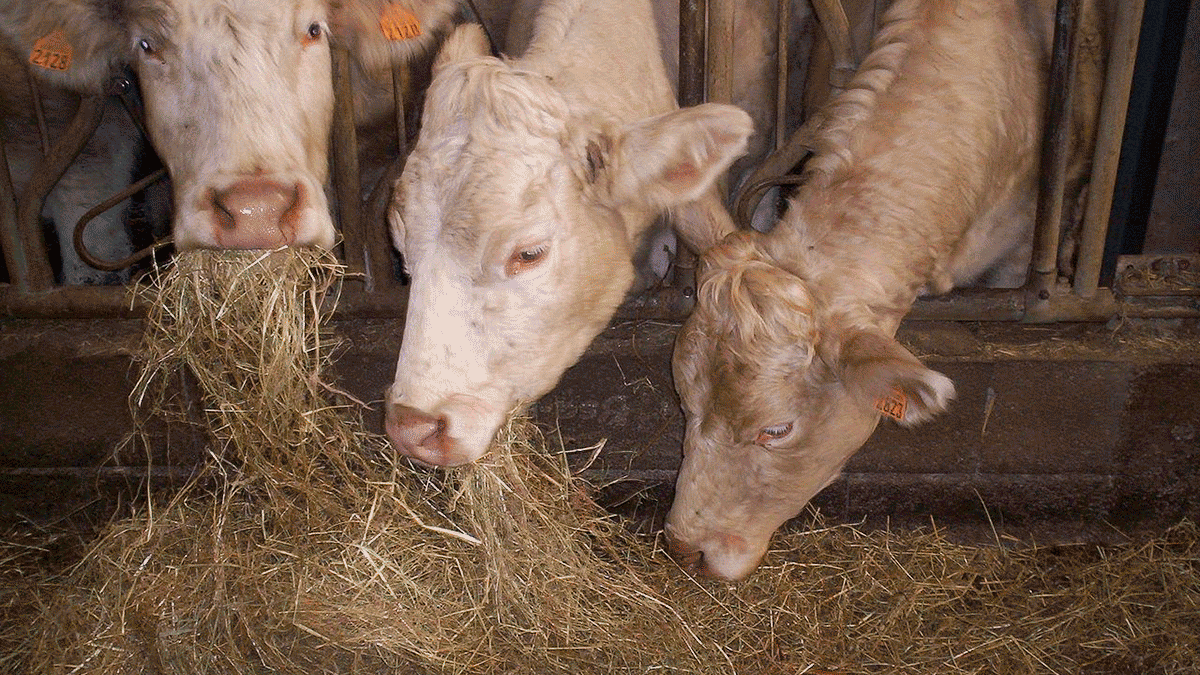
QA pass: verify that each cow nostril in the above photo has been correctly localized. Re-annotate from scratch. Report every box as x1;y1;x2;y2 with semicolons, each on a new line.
665;529;705;572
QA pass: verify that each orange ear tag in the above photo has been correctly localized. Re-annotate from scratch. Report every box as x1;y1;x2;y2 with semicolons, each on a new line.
380;4;422;41
29;29;74;72
874;387;907;422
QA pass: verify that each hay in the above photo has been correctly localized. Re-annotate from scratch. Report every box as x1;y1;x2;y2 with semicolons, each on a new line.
5;249;1198;674
16;250;714;674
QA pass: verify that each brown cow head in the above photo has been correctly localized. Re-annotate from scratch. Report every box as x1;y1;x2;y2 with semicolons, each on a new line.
666;230;955;580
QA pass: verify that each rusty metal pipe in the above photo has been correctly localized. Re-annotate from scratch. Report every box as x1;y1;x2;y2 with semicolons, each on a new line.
678;0;705;107
672;0;706;290
811;0;856;89
775;0;791;152
73;168;171;272
705;0;734;108
1073;0;1145;298
1024;0;1082;321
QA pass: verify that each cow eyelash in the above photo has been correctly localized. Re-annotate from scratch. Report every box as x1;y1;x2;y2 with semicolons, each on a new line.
755;422;793;446
505;244;549;277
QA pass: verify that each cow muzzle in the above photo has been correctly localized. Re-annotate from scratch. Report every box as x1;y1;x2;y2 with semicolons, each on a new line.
385;399;498;467
207;178;305;249
664;523;764;581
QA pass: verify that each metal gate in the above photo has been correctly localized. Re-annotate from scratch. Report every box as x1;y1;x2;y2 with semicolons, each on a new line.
1;0;1196;321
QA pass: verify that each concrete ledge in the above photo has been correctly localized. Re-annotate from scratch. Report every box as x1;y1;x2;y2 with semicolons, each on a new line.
1;316;1197;539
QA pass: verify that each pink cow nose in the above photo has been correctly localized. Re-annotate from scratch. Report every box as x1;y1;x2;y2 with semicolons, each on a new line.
386;403;463;467
211;178;302;248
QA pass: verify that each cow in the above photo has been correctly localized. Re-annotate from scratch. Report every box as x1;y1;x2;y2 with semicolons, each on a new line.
384;0;753;467
665;0;1103;581
1;0;466;273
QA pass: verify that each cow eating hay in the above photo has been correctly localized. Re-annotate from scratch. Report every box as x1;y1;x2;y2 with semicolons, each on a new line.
20;249;718;674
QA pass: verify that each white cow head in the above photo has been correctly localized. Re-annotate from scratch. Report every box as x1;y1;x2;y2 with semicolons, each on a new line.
2;0;457;250
666;230;955;580
385;25;752;466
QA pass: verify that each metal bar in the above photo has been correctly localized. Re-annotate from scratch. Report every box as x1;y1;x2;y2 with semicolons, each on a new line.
705;0;734;108
1073;0;1146;298
74;168;170;272
810;0;856;89
14;94;107;292
775;0;791;152
678;0;705;107
673;0;705;290
329;46;366;281
1024;0;1082;321
0;284;408;319
0;134;23;285
3;281;1196;322
26;73;50;157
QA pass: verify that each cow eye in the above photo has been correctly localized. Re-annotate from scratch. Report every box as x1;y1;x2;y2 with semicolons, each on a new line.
505;244;548;277
755;422;793;446
304;22;323;43
136;38;156;55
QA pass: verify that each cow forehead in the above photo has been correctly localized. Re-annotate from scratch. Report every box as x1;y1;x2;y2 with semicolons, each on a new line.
130;0;327;40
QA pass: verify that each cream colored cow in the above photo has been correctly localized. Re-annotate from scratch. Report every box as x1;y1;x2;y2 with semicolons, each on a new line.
385;0;752;467
1;0;462;259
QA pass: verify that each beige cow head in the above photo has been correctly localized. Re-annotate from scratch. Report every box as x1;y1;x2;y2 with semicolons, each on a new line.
385;25;752;467
666;231;955;580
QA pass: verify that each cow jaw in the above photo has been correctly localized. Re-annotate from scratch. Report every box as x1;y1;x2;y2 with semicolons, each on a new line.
131;0;337;250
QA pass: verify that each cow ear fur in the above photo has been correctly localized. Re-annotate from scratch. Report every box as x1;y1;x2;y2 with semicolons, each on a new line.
609;103;752;211
434;23;491;73
837;329;955;427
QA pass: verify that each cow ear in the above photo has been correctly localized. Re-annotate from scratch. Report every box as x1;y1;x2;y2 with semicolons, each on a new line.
3;3;127;93
609;103;752;211
838;329;955;427
434;23;491;73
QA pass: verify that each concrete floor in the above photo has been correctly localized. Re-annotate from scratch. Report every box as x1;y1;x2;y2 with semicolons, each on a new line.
2;315;1198;545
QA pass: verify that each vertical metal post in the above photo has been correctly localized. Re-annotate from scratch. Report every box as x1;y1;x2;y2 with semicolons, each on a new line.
0;140;23;285
678;0;706;108
775;0;791;151
1025;0;1082;319
329;46;366;283
705;0;735;109
672;0;708;290
1073;0;1146;297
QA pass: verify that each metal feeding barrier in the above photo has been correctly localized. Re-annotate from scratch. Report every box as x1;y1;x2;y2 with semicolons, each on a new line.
1;0;1196;321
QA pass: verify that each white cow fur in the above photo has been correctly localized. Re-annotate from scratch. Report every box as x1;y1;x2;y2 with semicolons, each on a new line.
385;0;751;466
2;0;461;266
667;0;1067;581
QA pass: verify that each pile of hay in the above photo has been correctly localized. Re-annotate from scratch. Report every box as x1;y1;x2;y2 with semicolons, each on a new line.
16;250;716;674
5;249;1198;674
